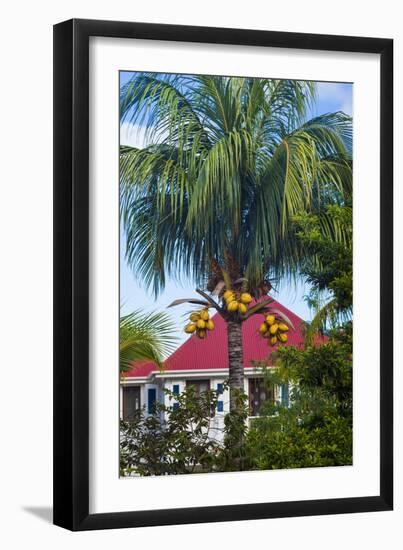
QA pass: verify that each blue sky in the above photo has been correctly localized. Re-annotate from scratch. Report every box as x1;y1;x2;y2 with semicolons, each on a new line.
120;71;352;117
120;73;352;347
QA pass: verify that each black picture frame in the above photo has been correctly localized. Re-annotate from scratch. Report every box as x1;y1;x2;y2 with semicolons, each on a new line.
53;18;393;531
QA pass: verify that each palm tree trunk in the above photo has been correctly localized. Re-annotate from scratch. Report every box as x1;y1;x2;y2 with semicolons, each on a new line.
227;321;244;411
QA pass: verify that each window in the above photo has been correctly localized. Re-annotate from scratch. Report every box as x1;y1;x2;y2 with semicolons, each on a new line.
185;379;210;395
217;383;223;395
147;388;157;414
173;384;180;395
248;378;274;416
122;386;141;421
173;402;180;411
217;400;224;412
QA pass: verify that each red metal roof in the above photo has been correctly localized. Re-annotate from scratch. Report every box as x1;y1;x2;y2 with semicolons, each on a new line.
123;298;307;379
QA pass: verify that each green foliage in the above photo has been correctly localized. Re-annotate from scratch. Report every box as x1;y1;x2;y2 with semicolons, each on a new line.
293;203;352;331
120;382;251;476
120;384;224;475
245;324;352;470
120;310;178;373
215;389;249;472
246;413;352;470
120;74;352;296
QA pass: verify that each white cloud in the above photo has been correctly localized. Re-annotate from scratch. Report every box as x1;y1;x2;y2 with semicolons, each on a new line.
120;121;148;148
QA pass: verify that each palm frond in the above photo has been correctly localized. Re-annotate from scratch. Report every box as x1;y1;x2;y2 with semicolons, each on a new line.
120;73;352;296
120;310;178;373
167;298;210;307
304;298;351;345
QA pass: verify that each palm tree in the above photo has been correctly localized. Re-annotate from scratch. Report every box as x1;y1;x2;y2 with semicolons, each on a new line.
120;310;178;374
120;74;352;410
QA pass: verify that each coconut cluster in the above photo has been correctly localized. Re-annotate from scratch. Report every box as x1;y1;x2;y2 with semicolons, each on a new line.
184;308;214;339
259;314;289;346
222;289;253;315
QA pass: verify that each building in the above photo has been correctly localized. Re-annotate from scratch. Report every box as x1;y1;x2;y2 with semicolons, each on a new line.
121;299;306;438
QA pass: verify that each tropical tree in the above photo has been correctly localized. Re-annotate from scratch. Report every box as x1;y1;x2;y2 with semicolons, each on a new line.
120;74;352;410
120;310;177;374
294;202;352;340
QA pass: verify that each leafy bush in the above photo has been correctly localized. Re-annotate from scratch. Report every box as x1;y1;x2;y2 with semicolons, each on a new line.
120;383;251;476
121;385;221;476
245;326;352;470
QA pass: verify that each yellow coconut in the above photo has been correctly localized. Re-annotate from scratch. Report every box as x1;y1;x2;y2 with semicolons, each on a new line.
269;323;279;335
259;322;268;334
189;312;200;322
197;329;206;339
278;332;288;343
266;314;276;325
227;300;239;312
196;319;206;329
278;322;289;332
184;323;197;334
206;319;215;331
240;292;253;304
200;309;210;321
270;335;278;346
238;303;248;314
223;290;234;301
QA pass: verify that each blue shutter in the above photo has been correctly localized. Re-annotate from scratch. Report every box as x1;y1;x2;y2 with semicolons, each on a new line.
173;402;180;411
217;383;223;395
281;384;289;407
173;384;180;395
148;388;157;414
217;401;224;412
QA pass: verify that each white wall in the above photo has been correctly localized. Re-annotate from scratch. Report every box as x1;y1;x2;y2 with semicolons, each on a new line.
0;1;401;548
